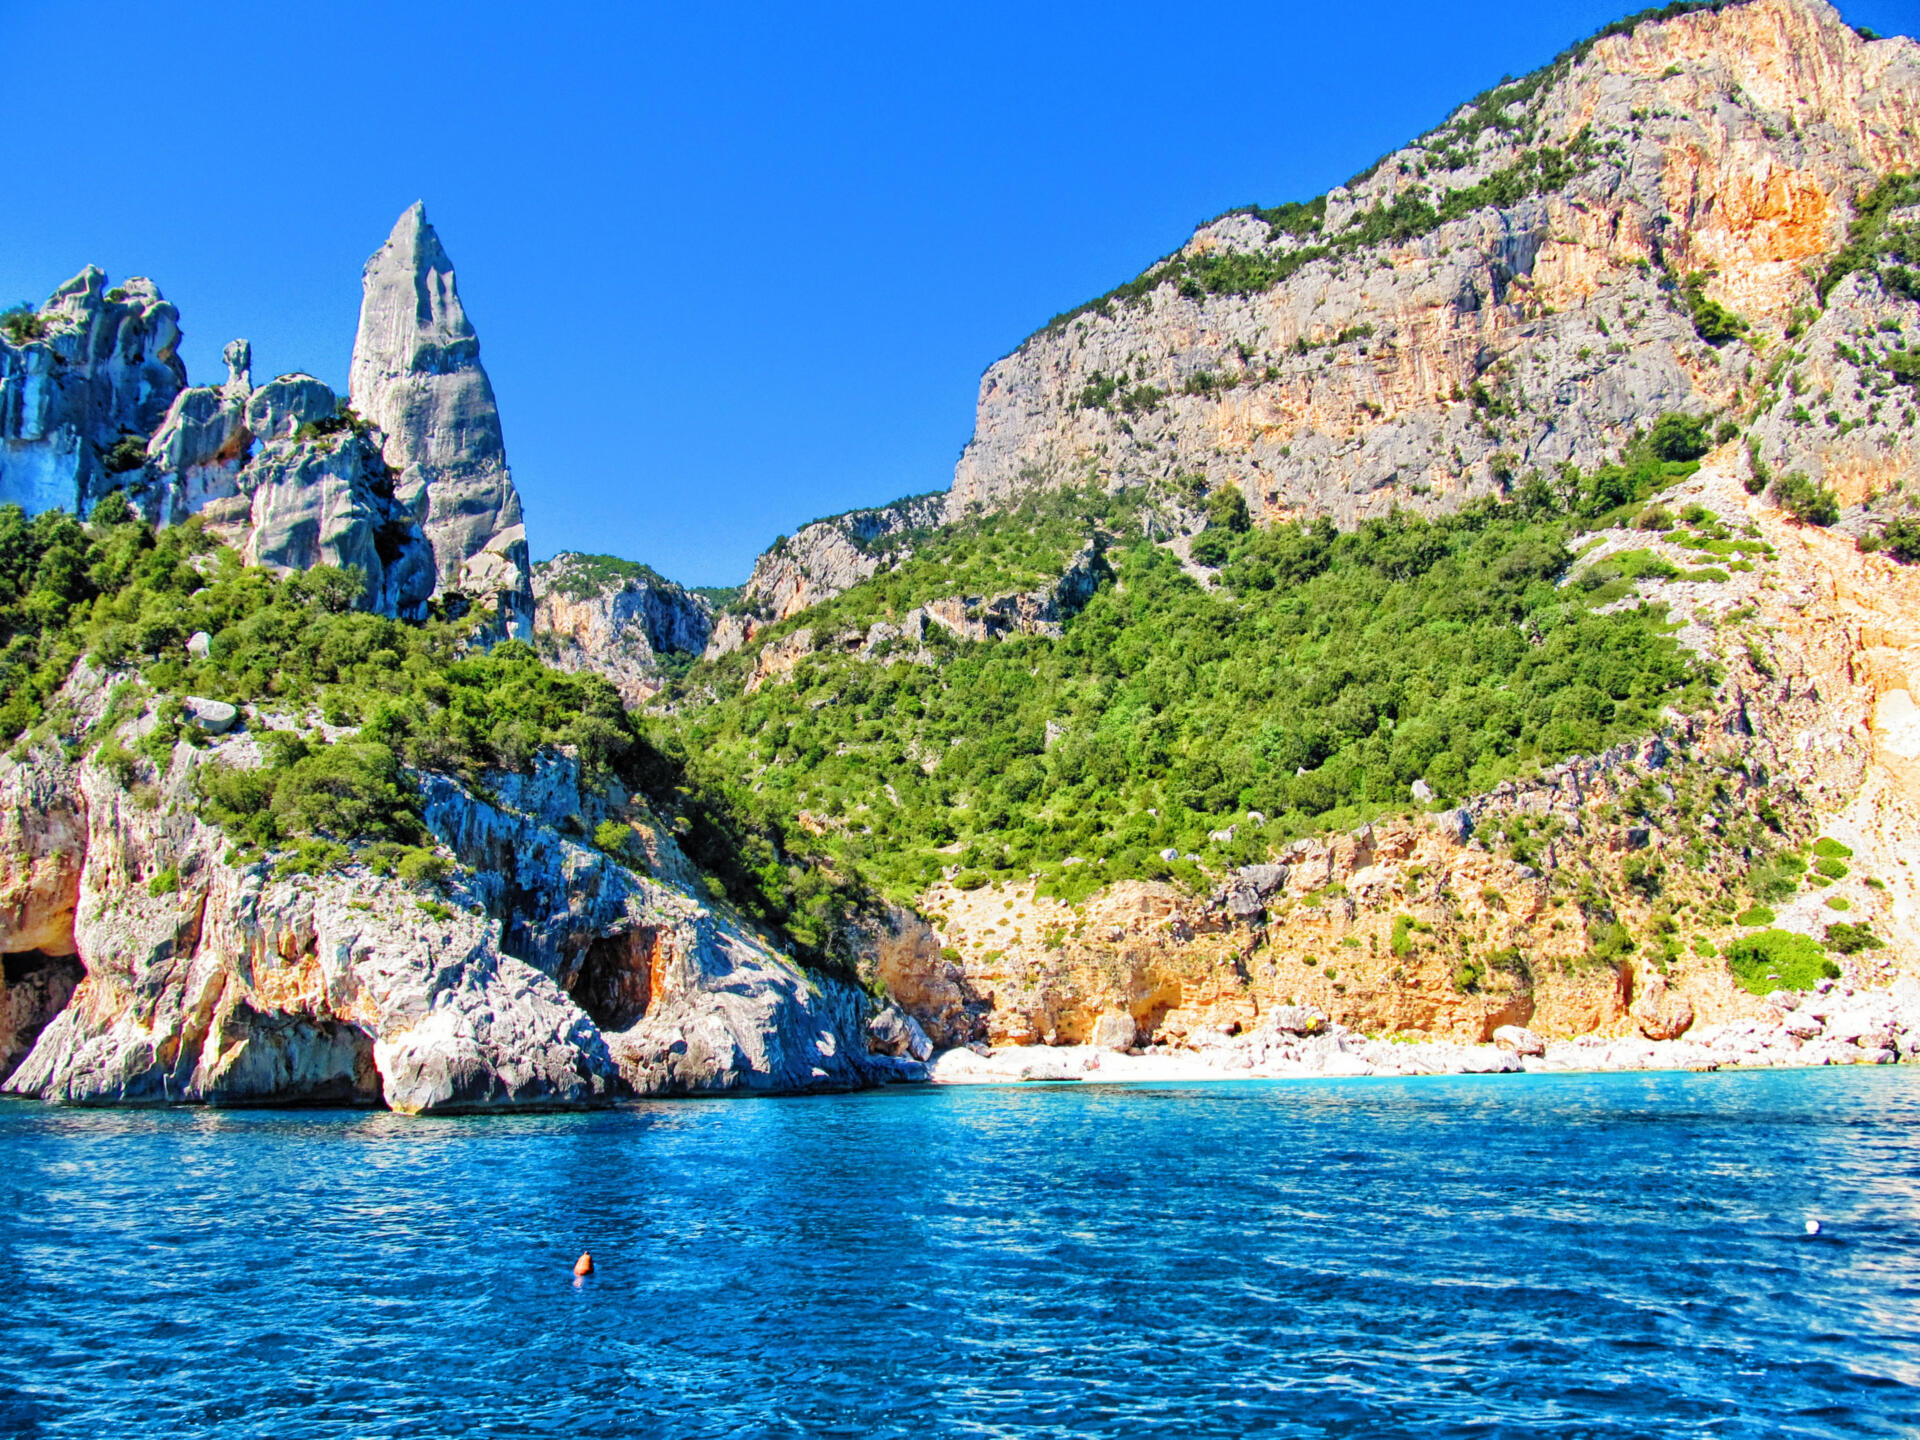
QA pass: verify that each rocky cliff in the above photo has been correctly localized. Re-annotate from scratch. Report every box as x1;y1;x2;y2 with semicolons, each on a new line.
704;492;947;656
948;0;1920;529
532;553;715;704
0;269;185;516
0;663;923;1111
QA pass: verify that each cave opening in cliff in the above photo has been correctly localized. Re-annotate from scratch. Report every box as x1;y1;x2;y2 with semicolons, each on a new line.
568;928;661;1032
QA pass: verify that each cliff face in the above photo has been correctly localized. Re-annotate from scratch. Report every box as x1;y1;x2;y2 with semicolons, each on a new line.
531;554;714;705
0;667;921;1111
948;0;1920;527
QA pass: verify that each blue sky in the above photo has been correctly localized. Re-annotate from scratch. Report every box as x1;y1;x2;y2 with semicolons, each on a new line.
4;0;1909;585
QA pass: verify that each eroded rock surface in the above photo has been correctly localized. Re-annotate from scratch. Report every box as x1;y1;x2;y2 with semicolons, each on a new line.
0;682;916;1111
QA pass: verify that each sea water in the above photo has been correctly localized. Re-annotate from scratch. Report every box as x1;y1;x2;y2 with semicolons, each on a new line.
2;1068;1918;1438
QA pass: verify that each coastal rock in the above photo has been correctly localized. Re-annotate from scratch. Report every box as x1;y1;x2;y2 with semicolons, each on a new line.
349;202;533;631
1090;1009;1138;1050
1492;1024;1546;1056
867;1003;935;1062
1270;1005;1327;1036
0;679;911;1111
1633;972;1696;1040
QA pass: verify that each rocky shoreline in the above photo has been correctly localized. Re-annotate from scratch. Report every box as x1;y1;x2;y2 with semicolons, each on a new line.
928;978;1920;1085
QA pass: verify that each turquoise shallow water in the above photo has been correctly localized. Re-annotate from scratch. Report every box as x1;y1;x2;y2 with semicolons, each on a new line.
3;1069;1919;1438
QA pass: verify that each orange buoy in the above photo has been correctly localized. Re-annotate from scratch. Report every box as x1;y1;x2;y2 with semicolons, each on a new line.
573;1252;594;1277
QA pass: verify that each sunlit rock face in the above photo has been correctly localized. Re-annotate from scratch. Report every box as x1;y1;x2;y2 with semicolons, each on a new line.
350;202;534;635
948;0;1920;527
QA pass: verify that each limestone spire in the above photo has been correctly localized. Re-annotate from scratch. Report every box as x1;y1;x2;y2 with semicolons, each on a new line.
349;202;532;630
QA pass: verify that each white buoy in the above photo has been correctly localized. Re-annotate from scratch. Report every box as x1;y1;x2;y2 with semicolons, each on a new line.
1806;1219;1822;1236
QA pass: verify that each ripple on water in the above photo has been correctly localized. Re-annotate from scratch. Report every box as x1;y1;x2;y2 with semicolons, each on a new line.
3;1069;1920;1437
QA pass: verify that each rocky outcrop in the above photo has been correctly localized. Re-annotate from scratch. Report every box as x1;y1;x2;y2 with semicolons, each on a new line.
1747;267;1920;502
141;361;437;619
350;203;533;632
0;674;919;1111
947;0;1920;528
705;492;947;657
0;268;185;516
532;554;715;705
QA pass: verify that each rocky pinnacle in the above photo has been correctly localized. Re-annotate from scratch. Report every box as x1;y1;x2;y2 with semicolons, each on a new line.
349;202;533;630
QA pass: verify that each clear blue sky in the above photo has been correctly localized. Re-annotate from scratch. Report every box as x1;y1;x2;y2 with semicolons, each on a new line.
3;1;1908;585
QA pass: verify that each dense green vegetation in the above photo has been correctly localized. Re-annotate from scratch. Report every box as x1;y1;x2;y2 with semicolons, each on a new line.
1723;929;1840;996
0;497;865;964
661;453;1713;902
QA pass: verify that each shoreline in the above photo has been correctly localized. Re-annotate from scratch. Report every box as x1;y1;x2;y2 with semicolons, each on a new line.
927;978;1920;1087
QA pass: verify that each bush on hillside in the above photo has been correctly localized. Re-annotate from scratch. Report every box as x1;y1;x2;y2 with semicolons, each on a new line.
1723;929;1839;995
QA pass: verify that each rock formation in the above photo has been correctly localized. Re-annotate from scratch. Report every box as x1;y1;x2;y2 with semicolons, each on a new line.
705;492;947;656
532;554;715;705
350;202;534;632
0;269;185;516
0;665;919;1110
947;0;1920;528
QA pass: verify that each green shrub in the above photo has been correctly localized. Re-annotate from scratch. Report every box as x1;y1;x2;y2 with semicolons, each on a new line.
0;304;47;344
1769;472;1840;526
1189;530;1231;567
1811;837;1853;859
1644;413;1711;462
1391;914;1418;958
1813;855;1849;880
1723;929;1839;995
1825;922;1884;955
396;848;451;887
147;866;180;898
1879;516;1920;563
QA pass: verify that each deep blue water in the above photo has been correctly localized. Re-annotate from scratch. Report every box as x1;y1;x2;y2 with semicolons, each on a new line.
3;1070;1919;1439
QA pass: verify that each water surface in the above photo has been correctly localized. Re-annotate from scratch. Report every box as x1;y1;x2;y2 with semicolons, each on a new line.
3;1069;1918;1438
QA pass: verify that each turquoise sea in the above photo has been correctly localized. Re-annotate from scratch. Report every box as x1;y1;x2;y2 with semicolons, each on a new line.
2;1069;1918;1438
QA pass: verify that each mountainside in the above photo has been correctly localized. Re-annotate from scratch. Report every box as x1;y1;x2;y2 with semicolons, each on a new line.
640;0;1920;1063
952;0;1918;527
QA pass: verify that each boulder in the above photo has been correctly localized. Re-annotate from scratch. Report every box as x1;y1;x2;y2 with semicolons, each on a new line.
185;631;212;660
1492;1024;1545;1056
1784;1010;1824;1040
1270;1004;1327;1036
1089;1010;1137;1051
867;1003;935;1062
181;696;238;734
1632;972;1695;1040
